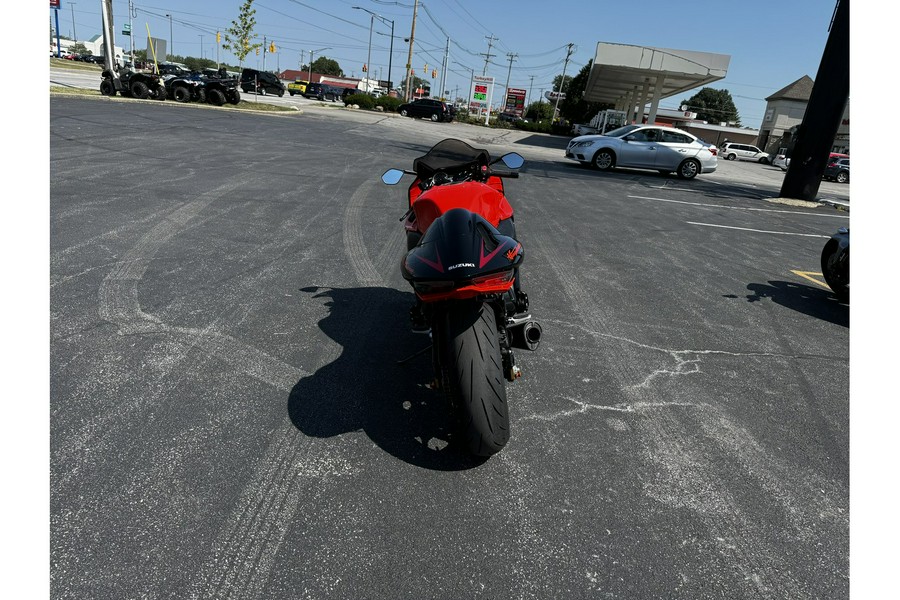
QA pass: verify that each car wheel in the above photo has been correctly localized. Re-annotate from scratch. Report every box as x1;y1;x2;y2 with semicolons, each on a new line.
151;85;167;101
726;153;737;160
759;157;769;164
591;149;615;171
400;109;409;117
173;86;191;102
431;112;439;122
278;89;284;97
208;89;226;106
130;80;150;99
677;159;701;180
836;171;849;183
227;90;241;105
289;91;295;96
99;79;116;96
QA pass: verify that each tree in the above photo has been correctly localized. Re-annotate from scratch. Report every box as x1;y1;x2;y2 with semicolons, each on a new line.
680;88;740;125
558;60;614;125
552;73;573;93
399;74;427;97
524;101;553;122
222;0;261;68
71;42;90;56
300;56;343;77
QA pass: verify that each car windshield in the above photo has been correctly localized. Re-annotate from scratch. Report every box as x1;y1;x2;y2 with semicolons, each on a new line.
604;125;641;138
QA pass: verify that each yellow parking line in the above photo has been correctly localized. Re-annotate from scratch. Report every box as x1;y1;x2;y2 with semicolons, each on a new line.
791;270;830;289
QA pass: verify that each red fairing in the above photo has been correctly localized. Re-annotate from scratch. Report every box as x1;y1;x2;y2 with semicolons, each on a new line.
410;179;513;233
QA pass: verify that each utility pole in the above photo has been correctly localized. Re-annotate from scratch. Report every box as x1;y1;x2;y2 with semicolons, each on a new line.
70;2;76;43
405;0;419;101
439;36;450;100
504;52;517;111
129;0;135;65
780;0;849;200
552;43;575;123
263;35;267;71
199;34;203;60
165;13;173;59
481;34;497;76
528;74;535;107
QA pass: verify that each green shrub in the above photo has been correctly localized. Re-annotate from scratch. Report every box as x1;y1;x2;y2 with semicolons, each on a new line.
345;93;375;109
376;95;402;112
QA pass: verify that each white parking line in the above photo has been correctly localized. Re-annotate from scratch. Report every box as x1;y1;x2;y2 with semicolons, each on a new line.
628;195;849;219
686;222;830;238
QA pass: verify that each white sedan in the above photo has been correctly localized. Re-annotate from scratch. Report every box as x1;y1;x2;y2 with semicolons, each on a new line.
565;124;718;179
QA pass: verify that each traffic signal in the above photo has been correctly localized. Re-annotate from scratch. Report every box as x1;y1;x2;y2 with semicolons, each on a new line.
362;63;367;73
269;42;276;53
432;69;437;78
256;47;260;55
423;63;427;73
216;32;221;44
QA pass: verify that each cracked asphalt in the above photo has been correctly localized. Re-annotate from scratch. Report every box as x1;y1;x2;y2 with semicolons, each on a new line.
50;96;849;599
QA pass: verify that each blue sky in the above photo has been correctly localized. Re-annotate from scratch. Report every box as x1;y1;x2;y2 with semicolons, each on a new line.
46;0;843;130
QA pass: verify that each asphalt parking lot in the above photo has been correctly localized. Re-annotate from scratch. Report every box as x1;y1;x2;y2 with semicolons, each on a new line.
49;94;849;599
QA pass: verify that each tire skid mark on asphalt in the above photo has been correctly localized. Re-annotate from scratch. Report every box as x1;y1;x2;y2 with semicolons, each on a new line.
56;186;321;490
638;411;810;599
693;409;848;539
190;425;357;600
343;178;386;287
526;204;820;597
188;164;363;599
50;205;174;264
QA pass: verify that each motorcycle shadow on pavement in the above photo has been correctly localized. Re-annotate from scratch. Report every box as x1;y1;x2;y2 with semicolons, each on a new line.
287;285;488;470
739;280;848;327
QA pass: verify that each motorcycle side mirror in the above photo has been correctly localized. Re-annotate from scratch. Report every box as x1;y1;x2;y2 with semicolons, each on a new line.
381;169;405;185
498;152;525;170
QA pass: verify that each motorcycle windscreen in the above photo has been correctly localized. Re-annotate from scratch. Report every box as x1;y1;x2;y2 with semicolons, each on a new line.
402;208;522;301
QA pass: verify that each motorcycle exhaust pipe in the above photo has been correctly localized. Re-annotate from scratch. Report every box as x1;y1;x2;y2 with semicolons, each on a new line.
510;321;542;351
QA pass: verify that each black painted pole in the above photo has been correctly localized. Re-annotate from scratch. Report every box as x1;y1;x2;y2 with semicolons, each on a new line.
780;0;849;200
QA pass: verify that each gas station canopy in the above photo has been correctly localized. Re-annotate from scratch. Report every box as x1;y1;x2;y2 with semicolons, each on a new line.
582;42;730;122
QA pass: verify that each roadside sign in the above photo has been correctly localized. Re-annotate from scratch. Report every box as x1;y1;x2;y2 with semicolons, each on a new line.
469;75;494;125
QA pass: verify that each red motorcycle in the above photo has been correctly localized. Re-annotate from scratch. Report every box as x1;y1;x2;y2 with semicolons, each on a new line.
382;139;542;456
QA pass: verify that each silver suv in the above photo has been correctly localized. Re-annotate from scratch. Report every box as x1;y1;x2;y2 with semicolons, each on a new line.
721;142;769;163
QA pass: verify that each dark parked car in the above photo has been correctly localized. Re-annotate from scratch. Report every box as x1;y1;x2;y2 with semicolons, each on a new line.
240;68;285;97
302;82;339;101
823;158;849;183
398;98;451;122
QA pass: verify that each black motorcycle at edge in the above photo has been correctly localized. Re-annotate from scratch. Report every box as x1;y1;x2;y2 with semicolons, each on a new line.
821;227;849;302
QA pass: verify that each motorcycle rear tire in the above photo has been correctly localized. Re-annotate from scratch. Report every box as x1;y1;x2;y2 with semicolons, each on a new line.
445;300;510;456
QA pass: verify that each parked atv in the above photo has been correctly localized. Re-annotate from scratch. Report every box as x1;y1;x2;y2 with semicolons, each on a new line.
100;69;167;101
163;72;241;106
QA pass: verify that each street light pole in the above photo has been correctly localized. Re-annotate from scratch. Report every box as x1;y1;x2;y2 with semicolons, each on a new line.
70;2;76;43
308;47;331;83
199;34;203;60
353;6;393;92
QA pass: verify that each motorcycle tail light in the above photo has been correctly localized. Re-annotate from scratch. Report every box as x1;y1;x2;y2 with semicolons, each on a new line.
414;270;515;301
471;270;515;287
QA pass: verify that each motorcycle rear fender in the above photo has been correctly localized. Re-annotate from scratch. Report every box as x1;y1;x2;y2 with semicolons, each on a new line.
402;208;523;302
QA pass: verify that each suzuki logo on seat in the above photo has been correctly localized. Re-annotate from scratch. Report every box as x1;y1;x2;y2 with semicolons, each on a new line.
448;262;475;270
